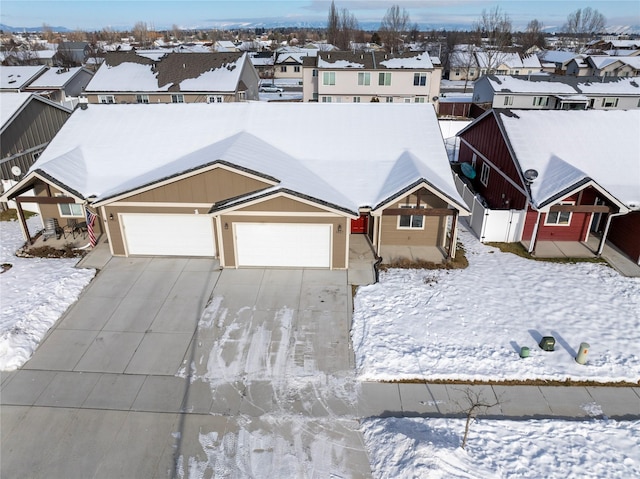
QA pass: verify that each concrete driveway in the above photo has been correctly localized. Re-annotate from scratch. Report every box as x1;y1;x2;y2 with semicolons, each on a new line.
1;258;371;478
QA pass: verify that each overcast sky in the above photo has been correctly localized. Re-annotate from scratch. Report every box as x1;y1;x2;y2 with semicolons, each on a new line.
1;0;638;32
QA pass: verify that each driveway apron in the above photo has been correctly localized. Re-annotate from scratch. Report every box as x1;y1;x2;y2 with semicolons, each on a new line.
1;258;372;478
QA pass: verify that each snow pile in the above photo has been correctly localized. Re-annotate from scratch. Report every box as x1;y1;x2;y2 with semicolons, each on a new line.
352;226;640;383
0;216;95;370
362;417;640;478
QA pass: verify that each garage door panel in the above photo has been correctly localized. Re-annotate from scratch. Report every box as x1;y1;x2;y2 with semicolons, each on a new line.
122;214;215;257
235;223;331;268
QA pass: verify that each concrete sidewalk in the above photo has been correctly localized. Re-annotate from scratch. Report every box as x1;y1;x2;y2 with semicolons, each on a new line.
359;382;640;420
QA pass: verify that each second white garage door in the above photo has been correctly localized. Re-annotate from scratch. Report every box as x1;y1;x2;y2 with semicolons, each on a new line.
235;223;332;268
121;214;216;257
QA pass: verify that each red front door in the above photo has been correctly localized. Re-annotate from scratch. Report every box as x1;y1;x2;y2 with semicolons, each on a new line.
351;214;368;234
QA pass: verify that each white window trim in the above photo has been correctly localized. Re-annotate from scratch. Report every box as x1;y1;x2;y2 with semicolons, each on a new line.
358;72;370;86
480;163;490;186
207;95;224;103
323;71;335;86
135;94;149;104
171;94;184;103
378;72;391;86
98;95;115;104
397;204;425;230
55;194;84;217
413;72;427;86
544;201;575;226
503;95;513;106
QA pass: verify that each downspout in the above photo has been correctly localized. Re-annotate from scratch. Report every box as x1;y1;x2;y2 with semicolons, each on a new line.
448;210;459;259
528;210;541;254
597;210;625;256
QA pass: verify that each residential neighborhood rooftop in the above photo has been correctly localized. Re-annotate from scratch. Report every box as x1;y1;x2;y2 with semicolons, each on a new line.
481;74;640;95
21;102;466;214
84;51;248;92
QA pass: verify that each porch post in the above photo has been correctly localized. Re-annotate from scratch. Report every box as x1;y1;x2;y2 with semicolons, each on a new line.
528;210;541;254
448;210;459;259
597;212;624;256
15;199;33;245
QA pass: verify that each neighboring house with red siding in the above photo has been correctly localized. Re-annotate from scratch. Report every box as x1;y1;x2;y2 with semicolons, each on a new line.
457;109;640;264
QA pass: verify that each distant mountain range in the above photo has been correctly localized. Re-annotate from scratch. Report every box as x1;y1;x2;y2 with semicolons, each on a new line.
2;21;639;35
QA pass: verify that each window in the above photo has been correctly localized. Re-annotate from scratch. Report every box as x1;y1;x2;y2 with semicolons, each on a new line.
135;94;149;104
358;72;370;86
312;69;318;77
353;96;361;103
514;70;520;75
503;96;513;106
386;97;394;103
171;94;184;103
294;65;300;73
207;95;223;103
413;73;427;86
56;195;84;217
469;69;475;76
602;97;619;108
533;96;549;107
321;96;332;103
323;71;335;85
414;97;425;103
237;91;246;101
471;153;477;168
398;204;424;229
404;98;411;103
378;72;391;86
497;69;508;75
480;163;490;186
280;66;287;72
454;69;460;76
545;202;574;226
98;95;115;104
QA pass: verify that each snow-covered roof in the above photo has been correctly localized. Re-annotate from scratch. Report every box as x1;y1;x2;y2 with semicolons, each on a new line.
496;109;640;210
481;75;640;95
538;51;583;65
379;52;434;69
84;52;247;93
0;66;47;90
22;103;467;214
314;51;437;71
25;67;90;89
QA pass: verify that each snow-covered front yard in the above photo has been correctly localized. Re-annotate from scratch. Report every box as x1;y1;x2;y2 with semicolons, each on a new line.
0;216;94;370
352;226;640;384
363;416;640;478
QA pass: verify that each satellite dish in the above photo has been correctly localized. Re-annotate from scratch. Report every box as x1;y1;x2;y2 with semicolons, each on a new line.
11;166;22;176
523;169;538;182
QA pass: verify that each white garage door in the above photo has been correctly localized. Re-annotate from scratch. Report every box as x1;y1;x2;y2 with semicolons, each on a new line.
121;214;216;257
235;223;331;268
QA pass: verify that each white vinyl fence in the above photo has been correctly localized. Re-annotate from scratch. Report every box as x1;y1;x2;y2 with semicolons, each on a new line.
455;175;526;243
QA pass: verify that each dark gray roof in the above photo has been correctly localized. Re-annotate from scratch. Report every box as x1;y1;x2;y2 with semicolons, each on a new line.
305;51;435;70
101;51;245;89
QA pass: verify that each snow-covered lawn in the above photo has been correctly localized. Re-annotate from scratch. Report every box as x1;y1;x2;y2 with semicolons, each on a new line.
362;416;640;478
0;216;95;371
352;226;640;383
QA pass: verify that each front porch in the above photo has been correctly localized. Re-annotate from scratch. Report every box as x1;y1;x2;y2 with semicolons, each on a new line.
18;222;94;256
521;236;640;277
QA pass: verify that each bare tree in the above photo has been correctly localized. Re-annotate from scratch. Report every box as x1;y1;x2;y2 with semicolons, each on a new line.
455;388;502;449
41;23;56;42
564;7;606;52
327;0;339;46
519;19;546;54
379;4;410;54
132;21;151;47
472;6;512;75
335;8;359;51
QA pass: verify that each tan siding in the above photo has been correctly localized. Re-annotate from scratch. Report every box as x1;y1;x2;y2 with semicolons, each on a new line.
220;215;347;268
238;196;328;213
380;190;449;247
124;168;270;203
86;93;237;104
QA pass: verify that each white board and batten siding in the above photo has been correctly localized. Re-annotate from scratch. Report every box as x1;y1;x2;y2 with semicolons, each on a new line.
121;214;216;257
234;223;332;268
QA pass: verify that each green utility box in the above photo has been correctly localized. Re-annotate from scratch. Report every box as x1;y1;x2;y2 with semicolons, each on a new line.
519;346;530;358
539;336;555;351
